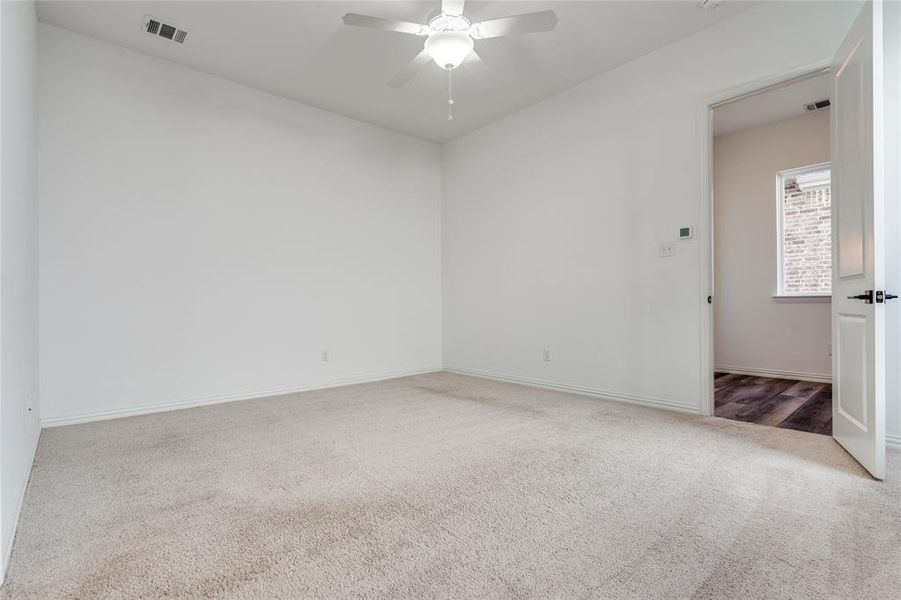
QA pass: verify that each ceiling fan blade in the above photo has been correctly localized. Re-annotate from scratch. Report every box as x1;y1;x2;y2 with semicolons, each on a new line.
470;10;558;39
342;13;428;36
462;50;487;74
442;0;466;17
388;49;432;88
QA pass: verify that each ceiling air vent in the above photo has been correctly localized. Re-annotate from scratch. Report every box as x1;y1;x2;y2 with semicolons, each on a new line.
143;16;187;44
805;99;831;112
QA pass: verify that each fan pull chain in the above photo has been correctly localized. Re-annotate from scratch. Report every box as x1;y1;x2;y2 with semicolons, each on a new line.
447;69;454;122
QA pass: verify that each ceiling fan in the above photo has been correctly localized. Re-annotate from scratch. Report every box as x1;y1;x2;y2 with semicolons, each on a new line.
342;0;558;119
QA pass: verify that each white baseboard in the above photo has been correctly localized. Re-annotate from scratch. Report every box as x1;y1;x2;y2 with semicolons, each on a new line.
714;365;832;384
443;367;700;415
1;427;41;585
888;434;901;451
41;367;442;428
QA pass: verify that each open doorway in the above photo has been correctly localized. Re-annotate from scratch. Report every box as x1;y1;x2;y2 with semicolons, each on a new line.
711;72;834;435
699;1;896;479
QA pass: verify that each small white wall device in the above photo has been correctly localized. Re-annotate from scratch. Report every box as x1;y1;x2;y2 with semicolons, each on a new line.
678;226;694;240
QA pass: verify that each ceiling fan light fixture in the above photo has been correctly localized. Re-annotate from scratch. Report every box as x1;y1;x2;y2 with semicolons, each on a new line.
424;30;473;70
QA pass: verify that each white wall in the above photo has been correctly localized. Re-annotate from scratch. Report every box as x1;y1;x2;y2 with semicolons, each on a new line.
0;0;41;581
38;25;442;425
884;0;901;448
713;110;831;380
441;2;860;412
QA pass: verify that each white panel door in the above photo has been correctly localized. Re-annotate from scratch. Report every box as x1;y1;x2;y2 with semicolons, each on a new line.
831;0;886;479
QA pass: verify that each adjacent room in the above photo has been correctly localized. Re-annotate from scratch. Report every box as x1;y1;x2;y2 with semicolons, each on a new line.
1;1;899;598
712;73;835;435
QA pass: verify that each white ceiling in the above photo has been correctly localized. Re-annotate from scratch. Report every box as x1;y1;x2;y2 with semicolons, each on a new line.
713;72;832;137
36;1;757;143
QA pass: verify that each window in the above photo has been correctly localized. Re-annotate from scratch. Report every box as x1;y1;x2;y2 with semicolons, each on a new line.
777;163;832;297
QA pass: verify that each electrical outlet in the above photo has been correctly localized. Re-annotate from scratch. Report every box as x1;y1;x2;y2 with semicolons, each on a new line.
321;349;329;362
658;242;676;257
543;348;551;362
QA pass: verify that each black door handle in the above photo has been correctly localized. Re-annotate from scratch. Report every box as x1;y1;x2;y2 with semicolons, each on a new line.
847;290;874;303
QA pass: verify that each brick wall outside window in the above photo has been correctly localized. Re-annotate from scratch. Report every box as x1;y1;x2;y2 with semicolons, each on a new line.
781;174;831;294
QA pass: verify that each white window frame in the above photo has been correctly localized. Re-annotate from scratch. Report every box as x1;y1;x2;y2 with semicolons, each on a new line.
775;162;832;301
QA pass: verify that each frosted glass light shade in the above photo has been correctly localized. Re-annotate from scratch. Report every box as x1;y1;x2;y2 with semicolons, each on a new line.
424;31;473;70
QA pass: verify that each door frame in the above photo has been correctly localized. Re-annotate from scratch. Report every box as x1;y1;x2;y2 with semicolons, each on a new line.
697;60;832;418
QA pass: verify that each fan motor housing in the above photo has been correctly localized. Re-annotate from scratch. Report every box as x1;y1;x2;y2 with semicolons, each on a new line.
428;13;471;33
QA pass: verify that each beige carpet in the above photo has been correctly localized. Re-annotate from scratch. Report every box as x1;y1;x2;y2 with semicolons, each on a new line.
2;372;900;599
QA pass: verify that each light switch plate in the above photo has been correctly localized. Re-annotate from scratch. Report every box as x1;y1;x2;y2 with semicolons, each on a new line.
658;242;676;257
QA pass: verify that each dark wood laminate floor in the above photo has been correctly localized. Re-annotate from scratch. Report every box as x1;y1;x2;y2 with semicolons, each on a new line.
714;372;832;436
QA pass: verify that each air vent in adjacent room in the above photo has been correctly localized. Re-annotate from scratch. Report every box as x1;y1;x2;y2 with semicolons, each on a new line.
805;99;831;112
143;16;188;44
